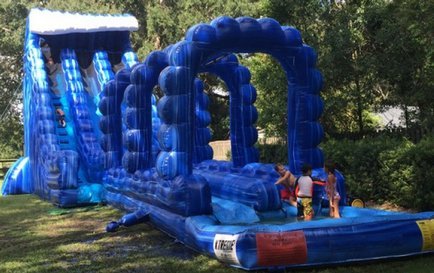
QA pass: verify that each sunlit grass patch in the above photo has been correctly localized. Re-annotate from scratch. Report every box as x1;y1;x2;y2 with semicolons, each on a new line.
2;261;30;272
57;241;102;253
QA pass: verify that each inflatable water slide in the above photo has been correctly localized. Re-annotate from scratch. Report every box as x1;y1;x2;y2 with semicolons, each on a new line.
2;9;139;205
2;9;433;270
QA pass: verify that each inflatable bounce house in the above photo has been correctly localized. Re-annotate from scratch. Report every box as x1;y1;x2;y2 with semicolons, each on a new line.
2;8;433;270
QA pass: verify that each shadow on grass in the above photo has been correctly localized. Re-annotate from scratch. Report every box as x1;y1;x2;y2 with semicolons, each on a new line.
0;194;241;273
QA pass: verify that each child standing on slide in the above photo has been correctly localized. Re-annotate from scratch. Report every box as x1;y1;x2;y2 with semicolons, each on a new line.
325;160;340;218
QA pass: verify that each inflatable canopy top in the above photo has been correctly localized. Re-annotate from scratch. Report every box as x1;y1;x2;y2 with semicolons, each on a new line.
27;8;138;34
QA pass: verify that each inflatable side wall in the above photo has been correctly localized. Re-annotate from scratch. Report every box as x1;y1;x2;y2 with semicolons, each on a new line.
103;51;212;217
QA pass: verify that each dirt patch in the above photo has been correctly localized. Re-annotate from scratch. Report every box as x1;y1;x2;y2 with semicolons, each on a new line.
365;201;416;213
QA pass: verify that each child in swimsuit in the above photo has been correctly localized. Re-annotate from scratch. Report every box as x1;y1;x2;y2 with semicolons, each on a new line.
325;160;340;218
274;163;297;207
56;108;66;127
297;164;314;220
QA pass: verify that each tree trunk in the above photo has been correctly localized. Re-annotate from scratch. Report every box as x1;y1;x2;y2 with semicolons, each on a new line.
403;104;409;130
355;75;364;134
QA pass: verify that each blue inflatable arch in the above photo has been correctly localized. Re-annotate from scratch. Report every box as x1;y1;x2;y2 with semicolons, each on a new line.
156;16;324;178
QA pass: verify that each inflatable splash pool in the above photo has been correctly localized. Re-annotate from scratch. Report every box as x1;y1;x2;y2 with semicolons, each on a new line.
2;9;433;270
104;160;434;269
107;191;434;269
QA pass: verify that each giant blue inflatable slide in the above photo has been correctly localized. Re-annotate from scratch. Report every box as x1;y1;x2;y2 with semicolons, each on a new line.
2;9;433;270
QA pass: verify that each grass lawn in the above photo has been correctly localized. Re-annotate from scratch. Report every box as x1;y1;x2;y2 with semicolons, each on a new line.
0;180;433;273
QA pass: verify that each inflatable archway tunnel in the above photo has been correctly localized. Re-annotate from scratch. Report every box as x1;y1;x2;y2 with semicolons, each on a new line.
156;16;324;178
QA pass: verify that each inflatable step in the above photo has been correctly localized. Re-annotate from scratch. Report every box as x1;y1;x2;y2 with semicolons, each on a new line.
51;96;62;107
56;124;67;129
50;93;60;100
59;143;74;150
59;139;69;144
58;134;74;150
57;128;68;136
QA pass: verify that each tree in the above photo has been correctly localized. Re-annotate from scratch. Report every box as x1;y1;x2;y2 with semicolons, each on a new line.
241;54;287;138
320;1;384;134
369;0;434;130
258;0;392;135
145;0;259;53
0;1;28;158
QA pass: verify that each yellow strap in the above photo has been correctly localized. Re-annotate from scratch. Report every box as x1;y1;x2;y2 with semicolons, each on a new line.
416;219;434;251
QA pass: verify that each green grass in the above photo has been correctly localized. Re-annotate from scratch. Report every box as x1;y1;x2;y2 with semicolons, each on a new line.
0;180;433;273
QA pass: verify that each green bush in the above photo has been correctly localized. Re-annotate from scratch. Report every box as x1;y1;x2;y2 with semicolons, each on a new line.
321;136;406;203
321;135;434;211
257;142;288;164
377;140;414;207
403;136;434;210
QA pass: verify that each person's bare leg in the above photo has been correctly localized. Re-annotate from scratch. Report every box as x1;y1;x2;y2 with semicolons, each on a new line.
333;199;340;218
329;199;334;217
290;196;297;207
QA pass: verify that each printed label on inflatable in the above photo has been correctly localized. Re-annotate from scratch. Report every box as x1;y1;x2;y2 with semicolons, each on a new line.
416;219;434;251
256;231;307;266
213;234;240;265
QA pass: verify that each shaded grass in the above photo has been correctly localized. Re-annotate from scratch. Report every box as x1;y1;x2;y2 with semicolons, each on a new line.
0;184;432;272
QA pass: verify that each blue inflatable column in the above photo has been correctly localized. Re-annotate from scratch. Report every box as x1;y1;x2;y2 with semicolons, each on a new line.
156;22;221;177
300;46;324;169
193;79;213;163
99;69;130;169
289;45;324;172
144;51;167;163
155;47;213;215
123;65;153;172
157;62;194;178
276;27;325;173
123;51;168;173
93;51;115;113
121;50;139;69
23;29;39;159
230;66;259;167
151;94;161;161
